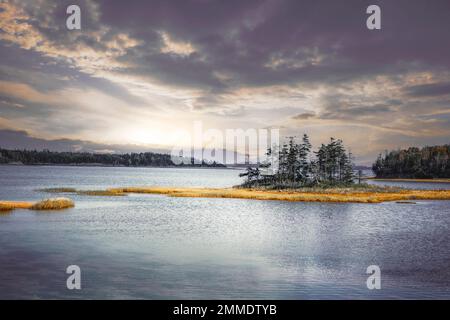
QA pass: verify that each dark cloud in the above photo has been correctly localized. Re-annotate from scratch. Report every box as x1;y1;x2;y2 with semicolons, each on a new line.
405;82;450;97
0;42;146;106
104;0;450;88
317;93;398;120
292;112;316;120
1;0;450;164
10;1;448;95
4;0;450;103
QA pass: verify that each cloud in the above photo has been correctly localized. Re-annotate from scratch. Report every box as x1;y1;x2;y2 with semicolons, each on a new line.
0;129;169;154
0;80;60;104
3;0;450;103
319;102;394;120
159;31;196;56
1;0;450;164
292;112;316;120
404;82;450;97
0;98;25;109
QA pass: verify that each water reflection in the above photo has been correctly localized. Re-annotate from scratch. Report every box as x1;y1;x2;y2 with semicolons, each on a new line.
0;166;449;299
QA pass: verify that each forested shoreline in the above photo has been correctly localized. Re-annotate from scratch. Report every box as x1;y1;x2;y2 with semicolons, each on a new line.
372;145;450;179
0;148;225;168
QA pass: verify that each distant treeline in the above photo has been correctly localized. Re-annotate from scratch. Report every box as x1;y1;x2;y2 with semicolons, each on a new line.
0;148;225;167
372;145;450;178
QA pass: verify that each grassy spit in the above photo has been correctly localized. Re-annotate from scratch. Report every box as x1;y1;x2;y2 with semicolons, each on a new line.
38;188;78;193
111;187;450;203
40;185;450;203
38;188;125;196
77;190;126;196
0;198;74;213
0;201;33;211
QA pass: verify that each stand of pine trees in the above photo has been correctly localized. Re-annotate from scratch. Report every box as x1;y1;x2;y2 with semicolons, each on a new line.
240;135;355;188
372;145;450;179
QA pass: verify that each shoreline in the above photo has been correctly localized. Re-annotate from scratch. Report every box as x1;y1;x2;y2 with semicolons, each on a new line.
40;186;450;204
0;163;231;170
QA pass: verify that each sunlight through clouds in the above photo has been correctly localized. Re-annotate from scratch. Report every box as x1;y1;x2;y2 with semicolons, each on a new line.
0;0;449;164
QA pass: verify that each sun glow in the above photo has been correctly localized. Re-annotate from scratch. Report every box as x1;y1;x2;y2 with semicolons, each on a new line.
127;127;191;148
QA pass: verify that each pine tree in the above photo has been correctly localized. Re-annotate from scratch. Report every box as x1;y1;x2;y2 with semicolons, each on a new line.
341;150;355;184
239;134;359;188
286;136;299;184
239;166;260;185
298;134;312;184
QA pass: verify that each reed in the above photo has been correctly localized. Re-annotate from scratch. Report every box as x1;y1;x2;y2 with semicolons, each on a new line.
77;190;126;196
0;203;17;212
40;187;125;196
38;188;77;193
94;187;450;203
0;201;33;211
30;198;75;210
35;185;450;203
0;198;74;212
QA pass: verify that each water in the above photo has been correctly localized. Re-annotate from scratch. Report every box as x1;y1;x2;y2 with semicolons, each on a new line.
0;165;449;299
366;179;450;190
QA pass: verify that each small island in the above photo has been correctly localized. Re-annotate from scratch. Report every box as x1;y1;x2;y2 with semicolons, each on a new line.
0;198;74;212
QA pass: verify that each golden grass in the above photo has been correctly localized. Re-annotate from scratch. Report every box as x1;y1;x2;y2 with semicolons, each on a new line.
38;187;77;193
77;190;126;196
0;198;74;212
0;203;19;212
40;187;125;196
30;198;75;210
0;201;33;211
105;187;450;203
36;185;450;203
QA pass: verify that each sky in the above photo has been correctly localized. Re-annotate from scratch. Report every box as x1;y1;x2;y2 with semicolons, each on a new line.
0;0;449;165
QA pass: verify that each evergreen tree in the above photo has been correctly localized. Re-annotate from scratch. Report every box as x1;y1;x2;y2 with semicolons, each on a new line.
298;134;312;183
241;134;356;188
372;145;450;178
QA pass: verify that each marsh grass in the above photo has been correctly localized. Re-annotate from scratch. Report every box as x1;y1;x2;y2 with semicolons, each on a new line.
234;183;405;194
0;203;16;212
38;188;77;193
35;184;450;203
77;190;126;196
40;187;125;196
30;198;75;210
0;198;74;212
0;201;33;211
78;186;450;203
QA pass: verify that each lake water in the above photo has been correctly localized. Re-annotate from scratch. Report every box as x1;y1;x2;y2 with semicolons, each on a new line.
1;165;449;299
366;179;450;190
